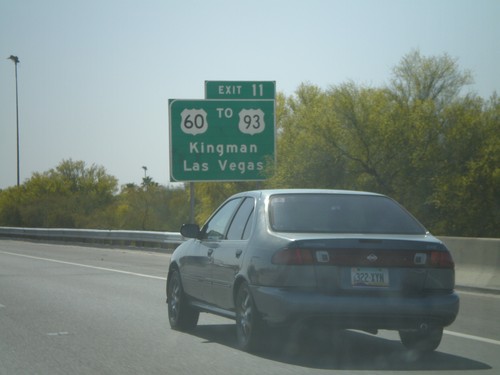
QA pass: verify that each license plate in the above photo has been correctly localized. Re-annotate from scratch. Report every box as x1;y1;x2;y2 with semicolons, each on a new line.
351;267;389;287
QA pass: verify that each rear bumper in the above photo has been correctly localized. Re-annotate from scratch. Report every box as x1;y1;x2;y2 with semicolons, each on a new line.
250;285;459;329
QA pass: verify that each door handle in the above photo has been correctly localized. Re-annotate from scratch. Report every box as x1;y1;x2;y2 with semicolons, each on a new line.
235;249;243;258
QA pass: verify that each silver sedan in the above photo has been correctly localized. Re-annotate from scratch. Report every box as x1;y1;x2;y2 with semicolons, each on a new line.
166;189;459;353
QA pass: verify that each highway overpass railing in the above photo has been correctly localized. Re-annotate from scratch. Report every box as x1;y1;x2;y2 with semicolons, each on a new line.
0;227;498;293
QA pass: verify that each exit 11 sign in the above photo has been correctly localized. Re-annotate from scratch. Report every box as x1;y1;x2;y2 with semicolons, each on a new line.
205;81;275;100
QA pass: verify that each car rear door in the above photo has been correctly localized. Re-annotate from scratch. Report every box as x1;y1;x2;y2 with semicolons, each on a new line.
210;197;255;309
196;197;243;305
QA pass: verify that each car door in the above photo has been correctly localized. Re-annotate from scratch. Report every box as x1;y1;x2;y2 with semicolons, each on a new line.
210;197;255;309
196;197;243;305
178;239;210;302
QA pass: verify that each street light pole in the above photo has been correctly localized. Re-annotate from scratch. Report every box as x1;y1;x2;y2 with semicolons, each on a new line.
8;55;20;187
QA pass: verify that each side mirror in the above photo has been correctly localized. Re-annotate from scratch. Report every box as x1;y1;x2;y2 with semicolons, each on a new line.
180;223;201;239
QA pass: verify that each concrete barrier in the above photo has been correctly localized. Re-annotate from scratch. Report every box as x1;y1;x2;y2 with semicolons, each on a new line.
440;236;500;292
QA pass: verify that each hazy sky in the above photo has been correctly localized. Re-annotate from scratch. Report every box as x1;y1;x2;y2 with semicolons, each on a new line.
1;0;499;189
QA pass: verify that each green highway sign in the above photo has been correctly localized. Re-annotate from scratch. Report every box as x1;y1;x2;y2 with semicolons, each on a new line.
169;99;275;182
205;81;275;100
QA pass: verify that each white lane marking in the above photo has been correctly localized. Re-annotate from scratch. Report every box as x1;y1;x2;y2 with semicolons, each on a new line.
458;290;500;299
0;250;166;281
47;332;70;336
444;330;500;346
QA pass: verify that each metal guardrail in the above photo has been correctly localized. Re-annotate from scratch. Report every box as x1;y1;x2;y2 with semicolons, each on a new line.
0;227;184;250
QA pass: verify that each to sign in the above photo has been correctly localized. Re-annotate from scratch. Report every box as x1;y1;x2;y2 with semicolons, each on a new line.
169;99;275;182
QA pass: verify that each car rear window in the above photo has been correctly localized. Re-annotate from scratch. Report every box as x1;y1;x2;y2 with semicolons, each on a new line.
269;194;426;234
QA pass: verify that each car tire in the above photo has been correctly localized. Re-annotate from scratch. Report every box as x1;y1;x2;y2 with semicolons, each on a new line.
235;282;264;352
167;269;199;331
399;326;443;353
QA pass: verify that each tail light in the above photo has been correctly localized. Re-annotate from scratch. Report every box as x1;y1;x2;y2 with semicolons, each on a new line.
272;248;314;265
429;251;455;269
272;247;455;268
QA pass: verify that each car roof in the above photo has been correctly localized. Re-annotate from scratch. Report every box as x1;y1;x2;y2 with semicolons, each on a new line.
231;189;384;199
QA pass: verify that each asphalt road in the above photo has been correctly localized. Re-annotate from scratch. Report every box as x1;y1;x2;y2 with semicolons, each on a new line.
1;240;499;375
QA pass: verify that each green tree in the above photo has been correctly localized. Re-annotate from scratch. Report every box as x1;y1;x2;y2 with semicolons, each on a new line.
266;84;347;189
0;159;118;228
264;52;497;237
0;186;23;226
324;83;411;194
430;95;500;236
390;49;473;110
115;181;189;231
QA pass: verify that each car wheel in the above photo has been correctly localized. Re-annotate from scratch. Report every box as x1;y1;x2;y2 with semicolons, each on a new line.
235;282;263;352
399;326;443;353
167;269;199;331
